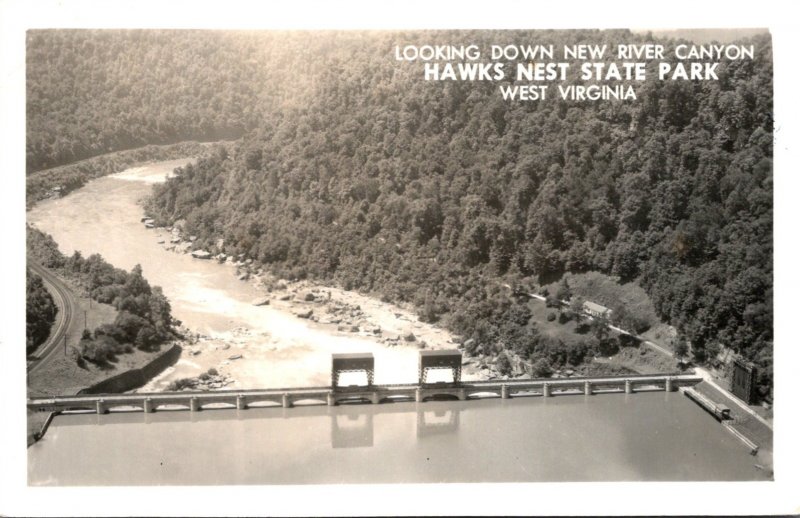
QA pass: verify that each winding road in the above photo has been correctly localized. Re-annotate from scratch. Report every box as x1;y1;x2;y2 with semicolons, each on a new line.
27;262;76;374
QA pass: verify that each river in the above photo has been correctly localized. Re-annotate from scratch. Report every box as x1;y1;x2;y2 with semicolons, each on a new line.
27;160;460;389
26;159;769;483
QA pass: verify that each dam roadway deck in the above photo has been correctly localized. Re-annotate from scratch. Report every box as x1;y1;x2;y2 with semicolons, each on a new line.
28;373;702;414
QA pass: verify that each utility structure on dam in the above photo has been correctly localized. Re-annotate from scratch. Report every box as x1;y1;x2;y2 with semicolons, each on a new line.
419;349;462;385
332;352;375;388
28;349;704;416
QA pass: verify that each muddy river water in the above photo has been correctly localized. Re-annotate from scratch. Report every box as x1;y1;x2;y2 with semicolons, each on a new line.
27;160;768;483
28;160;455;389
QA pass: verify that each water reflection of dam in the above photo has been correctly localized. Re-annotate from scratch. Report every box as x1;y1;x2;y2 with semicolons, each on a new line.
328;404;462;448
416;408;460;438
331;412;374;448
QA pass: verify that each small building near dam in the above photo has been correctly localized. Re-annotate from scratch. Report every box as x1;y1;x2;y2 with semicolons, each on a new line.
583;301;612;319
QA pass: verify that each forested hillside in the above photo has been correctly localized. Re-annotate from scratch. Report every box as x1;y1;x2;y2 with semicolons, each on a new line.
26;271;57;353
28;30;773;399
28;30;313;172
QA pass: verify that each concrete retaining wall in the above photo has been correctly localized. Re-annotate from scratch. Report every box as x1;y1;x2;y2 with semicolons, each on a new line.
78;343;182;395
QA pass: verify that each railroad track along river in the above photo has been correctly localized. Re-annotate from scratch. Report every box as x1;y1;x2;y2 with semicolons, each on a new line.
27;262;75;374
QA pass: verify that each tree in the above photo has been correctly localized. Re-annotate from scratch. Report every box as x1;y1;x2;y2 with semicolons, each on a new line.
545;294;561;308
26;271;57;352
556;277;572;302
590;314;610;341
530;358;553;378
496;352;513;376
135;325;159;350
569;295;585;323
674;336;689;361
124;264;151;297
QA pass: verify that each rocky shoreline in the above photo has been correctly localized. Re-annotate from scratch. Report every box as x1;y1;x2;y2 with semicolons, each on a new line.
139;217;540;384
141;216;658;388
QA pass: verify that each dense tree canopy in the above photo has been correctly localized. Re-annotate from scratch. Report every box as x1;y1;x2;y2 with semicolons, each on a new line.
26;270;57;353
28;30;773;398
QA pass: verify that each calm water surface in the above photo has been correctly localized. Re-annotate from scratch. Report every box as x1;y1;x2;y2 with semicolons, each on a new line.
28;392;767;484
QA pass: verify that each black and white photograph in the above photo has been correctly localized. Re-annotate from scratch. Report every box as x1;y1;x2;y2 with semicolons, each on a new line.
1;0;799;516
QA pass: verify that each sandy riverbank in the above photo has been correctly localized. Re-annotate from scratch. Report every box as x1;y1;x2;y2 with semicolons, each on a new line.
136;271;500;391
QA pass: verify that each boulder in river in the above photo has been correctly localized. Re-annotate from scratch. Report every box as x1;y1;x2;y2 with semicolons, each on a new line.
252;297;270;306
295;309;314;319
191;250;212;259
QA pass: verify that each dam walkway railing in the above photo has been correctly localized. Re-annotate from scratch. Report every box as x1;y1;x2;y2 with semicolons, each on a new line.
28;374;703;415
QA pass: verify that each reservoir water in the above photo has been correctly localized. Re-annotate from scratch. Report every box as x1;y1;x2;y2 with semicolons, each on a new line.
27;160;768;483
27;392;767;484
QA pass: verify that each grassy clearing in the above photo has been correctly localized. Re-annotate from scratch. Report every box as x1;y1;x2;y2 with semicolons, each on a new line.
527;269;683;376
607;344;679;374
28;343;168;397
525;286;675;376
526;297;587;341
580;361;640;377
28;274;119;396
541;271;660;334
640;322;679;352
542;272;654;313
65;298;118;360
